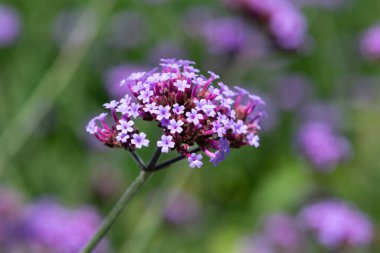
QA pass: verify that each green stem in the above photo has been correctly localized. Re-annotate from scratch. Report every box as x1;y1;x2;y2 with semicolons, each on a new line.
129;150;147;170
80;170;152;253
146;148;162;170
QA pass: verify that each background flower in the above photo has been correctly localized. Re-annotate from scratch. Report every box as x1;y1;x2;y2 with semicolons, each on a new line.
0;5;21;47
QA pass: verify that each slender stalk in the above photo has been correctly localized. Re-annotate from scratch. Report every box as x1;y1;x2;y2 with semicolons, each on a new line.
81;146;202;252
129;150;146;170
153;155;186;172
146;148;162;170
80;170;151;253
81;148;163;253
153;147;201;172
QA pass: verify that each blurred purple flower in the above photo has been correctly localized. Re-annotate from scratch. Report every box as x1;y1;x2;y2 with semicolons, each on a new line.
360;23;380;61
23;201;108;253
164;191;201;226
297;121;351;170
184;6;272;58
238;214;303;253
268;4;308;50
299;200;373;249
0;187;24;249
263;214;302;252
202;17;250;54
0;5;21;47
245;0;283;17
103;64;145;98
273;75;313;111
231;0;308;50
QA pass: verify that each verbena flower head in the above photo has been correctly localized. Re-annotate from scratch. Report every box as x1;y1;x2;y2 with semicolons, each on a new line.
299;200;373;249
86;59;264;168
23;201;109;253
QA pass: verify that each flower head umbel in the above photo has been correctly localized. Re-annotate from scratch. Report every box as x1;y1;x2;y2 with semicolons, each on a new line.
86;59;265;168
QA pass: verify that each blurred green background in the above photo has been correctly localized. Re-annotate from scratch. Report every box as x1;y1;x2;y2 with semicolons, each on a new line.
1;0;380;252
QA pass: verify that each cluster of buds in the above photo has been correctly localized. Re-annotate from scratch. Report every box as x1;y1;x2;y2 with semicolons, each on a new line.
86;59;264;168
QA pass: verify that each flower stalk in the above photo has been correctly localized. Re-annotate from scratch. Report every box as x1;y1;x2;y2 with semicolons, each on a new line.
81;146;203;252
81;169;152;253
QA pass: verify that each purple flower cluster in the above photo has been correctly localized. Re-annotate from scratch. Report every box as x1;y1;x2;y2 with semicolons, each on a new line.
86;59;264;168
232;0;308;50
0;5;21;47
298;121;351;171
360;23;380;61
24;201;108;253
300;200;373;249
